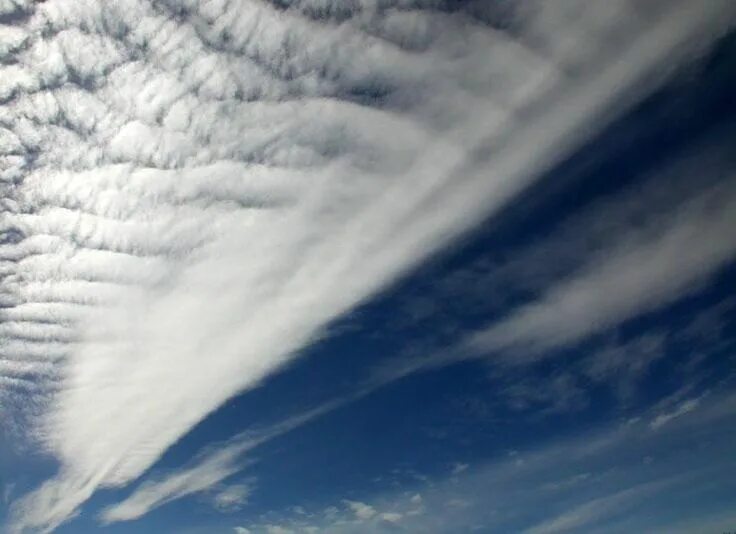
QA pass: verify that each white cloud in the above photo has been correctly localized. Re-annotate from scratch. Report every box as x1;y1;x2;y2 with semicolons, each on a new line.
466;167;736;360
541;473;591;492
451;463;469;475
233;527;251;534
353;135;736;428
99;402;334;524
374;145;736;389
239;490;422;533
3;1;734;532
212;483;251;512
98;439;248;524
380;512;402;523
522;481;669;534
300;390;736;533
188;389;736;533
343;500;377;521
650;396;703;430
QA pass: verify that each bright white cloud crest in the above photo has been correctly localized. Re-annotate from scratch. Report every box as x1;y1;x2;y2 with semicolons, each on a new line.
1;0;734;531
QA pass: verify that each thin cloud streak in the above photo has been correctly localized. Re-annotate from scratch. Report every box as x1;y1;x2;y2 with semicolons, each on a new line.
466;172;736;360
224;390;736;533
99;399;344;524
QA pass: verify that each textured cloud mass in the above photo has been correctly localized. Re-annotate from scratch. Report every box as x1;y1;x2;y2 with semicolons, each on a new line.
2;0;735;531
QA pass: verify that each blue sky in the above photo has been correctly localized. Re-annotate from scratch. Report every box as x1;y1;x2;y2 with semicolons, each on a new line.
1;1;736;533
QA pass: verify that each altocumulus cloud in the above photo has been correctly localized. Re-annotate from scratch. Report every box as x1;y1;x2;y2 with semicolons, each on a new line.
1;0;735;532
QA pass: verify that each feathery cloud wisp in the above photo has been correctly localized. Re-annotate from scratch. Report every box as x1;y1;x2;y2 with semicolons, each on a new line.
466;167;736;360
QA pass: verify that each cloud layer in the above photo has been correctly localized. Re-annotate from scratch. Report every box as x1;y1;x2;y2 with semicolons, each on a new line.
2;0;734;531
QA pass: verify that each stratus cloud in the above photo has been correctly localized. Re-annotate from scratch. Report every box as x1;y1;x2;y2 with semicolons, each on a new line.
3;0;734;531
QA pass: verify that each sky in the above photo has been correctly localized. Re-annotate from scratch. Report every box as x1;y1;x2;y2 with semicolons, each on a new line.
1;1;736;533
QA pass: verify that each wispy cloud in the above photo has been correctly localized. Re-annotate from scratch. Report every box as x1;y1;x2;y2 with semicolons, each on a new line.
98;400;336;525
650;395;704;430
466;164;736;360
3;1;734;531
98;439;250;524
235;389;736;533
212;483;252;512
522;479;672;534
451;462;469;475
370;142;736;392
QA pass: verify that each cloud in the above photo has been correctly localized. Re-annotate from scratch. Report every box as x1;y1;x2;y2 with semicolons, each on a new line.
286;389;736;533
98;401;335;524
371;142;736;394
343;500;377;521
241;495;412;533
182;386;736;532
3;0;734;531
541;473;591;493
212;483;251;512
649;396;704;430
451;463;469;475
653;509;736;534
446;498;472;509
379;512;402;523
466;162;736;360
580;334;666;401
522;480;671;534
98;439;249;524
219;389;736;533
